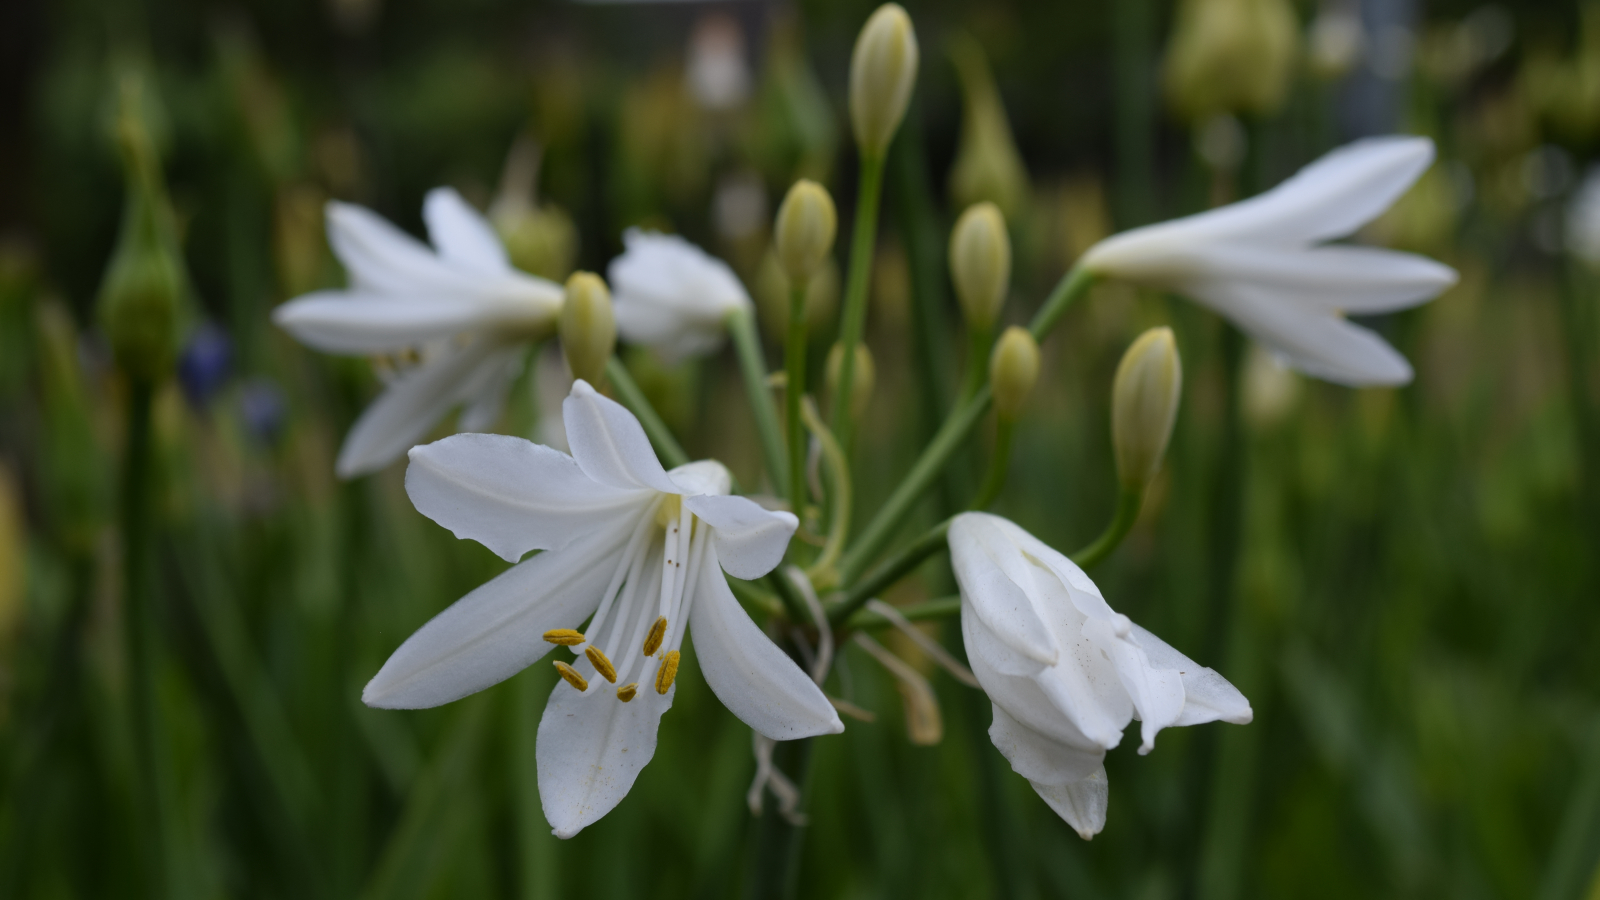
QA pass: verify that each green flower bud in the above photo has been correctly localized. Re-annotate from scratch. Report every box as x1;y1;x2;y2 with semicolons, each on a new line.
849;4;919;157
1163;0;1298;123
826;341;876;423
948;36;1029;217
490;136;579;281
560;272;616;386
1112;327;1183;490
989;327;1039;421
774;180;837;282
949;202;1012;331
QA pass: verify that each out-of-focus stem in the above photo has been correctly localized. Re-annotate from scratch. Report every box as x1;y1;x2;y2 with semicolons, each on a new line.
801;398;850;590
830;152;887;446
785;282;810;513
604;357;688;468
958;324;993;405
969;418;1016;511
1070;486;1144;569
830;517;951;625
844;594;960;630
727;307;788;493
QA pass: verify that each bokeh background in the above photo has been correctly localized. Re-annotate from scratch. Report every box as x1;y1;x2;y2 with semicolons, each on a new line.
1;0;1599;897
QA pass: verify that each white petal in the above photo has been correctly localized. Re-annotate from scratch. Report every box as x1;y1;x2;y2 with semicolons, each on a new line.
1197;245;1457;313
537;675;674;839
1195;283;1415;386
406;434;652;563
326;201;464;297
1030;769;1109;840
456;347;525;433
1081;616;1187;754
1220;135;1436;244
362;529;631;709
949;514;1059;667
688;554;843;739
272;291;502;354
684;494;797;580
609;229;751;319
424;187;511;274
562;380;680;493
1129;624;1252;727
336;340;501;478
987;701;1106;786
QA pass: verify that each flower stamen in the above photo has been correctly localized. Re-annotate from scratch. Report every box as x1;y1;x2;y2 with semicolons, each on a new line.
642;617;668;655
554;660;589;692
655;651;681;694
616;683;639;703
543;629;586;646
585;646;618;683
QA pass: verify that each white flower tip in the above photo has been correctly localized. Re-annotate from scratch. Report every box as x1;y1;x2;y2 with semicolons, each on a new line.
570;378;597;398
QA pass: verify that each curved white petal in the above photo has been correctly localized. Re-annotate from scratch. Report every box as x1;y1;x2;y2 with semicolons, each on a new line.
326;201;450;296
406;434;651;563
362;526;632;709
949;514;1059;666
1031;769;1109;840
272;291;500;354
537;675;675;839
1196;284;1415;387
1080;617;1186;754
1197;245;1457;313
424;187;511;274
456;347;526;433
688;556;843;739
1130;624;1253;727
988;702;1106;786
964;608;1123;747
609;230;751;318
684;494;797;579
562;380;680;493
336;340;504;478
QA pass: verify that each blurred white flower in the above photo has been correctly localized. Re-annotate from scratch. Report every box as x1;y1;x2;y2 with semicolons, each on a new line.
687;13;750;111
1083;136;1458;386
274;188;563;477
608;228;753;363
363;380;841;838
1568;166;1600;265
949;512;1251;840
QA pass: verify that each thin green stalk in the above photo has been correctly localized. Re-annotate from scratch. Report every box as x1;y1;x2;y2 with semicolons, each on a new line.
1069;486;1145;569
604;357;689;468
829;517;951;625
959;325;993;405
969;418;1016;511
845;595;960;629
830;152;887;445
726;307;788;494
785;282;810;513
1028;265;1096;344
801;398;850;590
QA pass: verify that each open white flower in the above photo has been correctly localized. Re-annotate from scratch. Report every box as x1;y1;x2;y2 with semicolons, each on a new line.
949;512;1251;839
1081;136;1457;387
363;379;842;837
273;188;563;477
608;228;752;363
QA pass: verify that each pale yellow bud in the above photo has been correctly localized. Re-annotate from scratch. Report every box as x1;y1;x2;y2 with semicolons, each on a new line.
1163;0;1298;123
1112;327;1183;490
774;180;837;282
826;341;876;423
560;272;616;386
949;203;1011;330
989;327;1039;421
849;4;919;156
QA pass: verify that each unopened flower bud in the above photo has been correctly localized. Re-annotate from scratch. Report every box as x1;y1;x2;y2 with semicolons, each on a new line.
826;341;876;423
1112;327;1183;490
1163;0;1298;123
774;180;837;282
560;272;616;386
949;203;1011;331
989;327;1039;420
849;4;919;157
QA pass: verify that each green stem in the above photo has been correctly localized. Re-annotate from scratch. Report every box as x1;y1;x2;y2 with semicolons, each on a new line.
829;517;951;625
844;594;961;630
830;152;887;446
785;282;810;513
604;357;689;468
766;569;810;624
969;417;1016;511
801;398;850;589
726;307;788;493
1069;486;1145;569
959;324;993;405
1028;265;1096;344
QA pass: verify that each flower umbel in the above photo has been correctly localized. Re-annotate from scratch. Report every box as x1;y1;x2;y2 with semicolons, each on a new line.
949;512;1251;839
362;380;842;838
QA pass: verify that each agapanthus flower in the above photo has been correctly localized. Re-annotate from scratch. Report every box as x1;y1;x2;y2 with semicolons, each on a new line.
273;188;563;476
363;379;842;837
1082;136;1457;386
608;228;752;363
949;512;1251;839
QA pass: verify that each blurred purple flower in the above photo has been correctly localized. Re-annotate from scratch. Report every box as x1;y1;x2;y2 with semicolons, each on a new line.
239;378;287;447
178;322;232;409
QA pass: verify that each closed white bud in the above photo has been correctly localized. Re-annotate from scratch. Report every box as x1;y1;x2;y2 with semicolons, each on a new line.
849;4;919;157
560;272;616;386
774;180;837;282
989;327;1040;421
826;341;876;423
1112;327;1183;490
949;202;1011;330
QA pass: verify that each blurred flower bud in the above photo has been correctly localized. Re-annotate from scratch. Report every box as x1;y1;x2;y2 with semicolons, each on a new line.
849;4;919;157
1112;327;1183;491
1164;0;1298;123
240;377;289;448
1306;4;1364;81
774;179;837;282
949;202;1012;331
177;322;232;410
826;341;875;422
989;327;1040;421
560;272;617;386
1242;342;1301;430
756;251;838;344
491;136;579;281
948;36;1029;218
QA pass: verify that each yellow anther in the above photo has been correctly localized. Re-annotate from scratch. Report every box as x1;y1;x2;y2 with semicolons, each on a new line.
585;646;618;683
542;629;586;646
616;683;639;703
553;661;589;692
655;650;682;695
642;617;668;656
654;494;683;528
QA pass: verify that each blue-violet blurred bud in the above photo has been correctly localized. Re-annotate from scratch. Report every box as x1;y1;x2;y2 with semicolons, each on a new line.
178;321;232;409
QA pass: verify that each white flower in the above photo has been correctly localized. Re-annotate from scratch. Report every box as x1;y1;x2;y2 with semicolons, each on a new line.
948;512;1251;839
273;188;563;477
608;229;752;363
1082;136;1458;387
363;379;842;838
